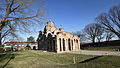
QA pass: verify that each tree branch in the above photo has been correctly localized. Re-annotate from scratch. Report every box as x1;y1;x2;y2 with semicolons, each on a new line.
7;14;38;19
11;4;21;12
9;0;14;12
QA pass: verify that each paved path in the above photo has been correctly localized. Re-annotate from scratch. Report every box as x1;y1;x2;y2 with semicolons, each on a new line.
69;50;120;56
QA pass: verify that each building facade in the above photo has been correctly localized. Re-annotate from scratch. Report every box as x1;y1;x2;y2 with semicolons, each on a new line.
5;42;38;50
37;20;80;53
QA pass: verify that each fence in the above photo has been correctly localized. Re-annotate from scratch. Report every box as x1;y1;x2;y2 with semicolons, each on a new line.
80;40;120;47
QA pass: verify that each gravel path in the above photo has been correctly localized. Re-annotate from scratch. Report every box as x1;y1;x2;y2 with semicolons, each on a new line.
69;50;120;56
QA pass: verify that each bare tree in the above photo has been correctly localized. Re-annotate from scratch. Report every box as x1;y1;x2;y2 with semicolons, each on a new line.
96;26;105;42
84;23;104;43
105;30;115;41
0;0;47;44
27;36;35;42
72;31;87;43
96;4;120;38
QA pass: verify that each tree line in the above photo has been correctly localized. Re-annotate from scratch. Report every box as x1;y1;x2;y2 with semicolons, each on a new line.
73;4;120;43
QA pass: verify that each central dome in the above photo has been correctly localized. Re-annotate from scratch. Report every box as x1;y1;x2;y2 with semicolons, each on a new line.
47;20;54;27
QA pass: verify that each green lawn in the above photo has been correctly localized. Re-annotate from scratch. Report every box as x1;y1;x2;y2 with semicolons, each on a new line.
0;50;120;68
81;46;120;51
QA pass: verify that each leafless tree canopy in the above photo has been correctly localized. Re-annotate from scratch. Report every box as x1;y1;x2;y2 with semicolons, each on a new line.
72;31;87;43
105;30;115;41
96;4;120;38
27;36;35;42
84;23;104;43
0;0;47;44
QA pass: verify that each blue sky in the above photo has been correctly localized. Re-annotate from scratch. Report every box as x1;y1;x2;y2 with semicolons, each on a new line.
23;0;120;41
45;0;120;32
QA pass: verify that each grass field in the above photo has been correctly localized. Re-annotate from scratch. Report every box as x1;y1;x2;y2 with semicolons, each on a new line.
81;46;120;51
0;50;120;68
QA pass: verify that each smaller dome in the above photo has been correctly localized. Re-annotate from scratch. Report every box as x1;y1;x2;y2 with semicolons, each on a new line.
59;28;64;31
47;20;54;26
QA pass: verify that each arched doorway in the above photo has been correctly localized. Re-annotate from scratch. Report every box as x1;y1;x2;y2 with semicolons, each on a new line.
68;38;71;51
63;38;65;51
59;38;62;51
76;39;79;50
33;46;36;50
48;33;52;51
53;40;55;51
71;40;73;50
50;40;52;51
47;41;50;51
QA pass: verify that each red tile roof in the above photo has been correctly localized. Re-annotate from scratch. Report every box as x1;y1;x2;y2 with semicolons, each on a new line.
5;42;38;45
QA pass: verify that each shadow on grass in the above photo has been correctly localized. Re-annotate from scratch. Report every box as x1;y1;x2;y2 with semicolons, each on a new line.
0;53;6;57
1;54;15;68
79;56;102;63
0;52;20;62
0;53;10;63
0;54;6;62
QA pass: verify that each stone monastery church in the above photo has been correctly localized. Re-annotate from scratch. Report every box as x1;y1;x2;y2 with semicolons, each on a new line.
37;20;80;53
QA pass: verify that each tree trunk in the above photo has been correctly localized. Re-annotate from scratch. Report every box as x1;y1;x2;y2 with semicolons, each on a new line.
0;21;6;45
92;38;95;43
92;38;95;47
118;35;120;39
114;33;120;39
111;30;120;39
0;32;2;45
0;39;2;45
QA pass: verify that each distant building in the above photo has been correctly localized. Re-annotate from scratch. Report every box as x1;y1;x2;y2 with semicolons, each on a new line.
37;20;80;53
5;42;38;50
